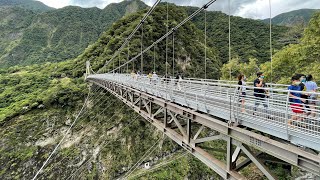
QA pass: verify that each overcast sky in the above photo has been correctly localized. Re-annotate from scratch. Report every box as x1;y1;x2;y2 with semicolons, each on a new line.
37;0;320;19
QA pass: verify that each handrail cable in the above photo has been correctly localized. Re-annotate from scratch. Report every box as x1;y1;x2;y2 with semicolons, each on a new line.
32;87;92;180
98;0;162;73
110;0;218;73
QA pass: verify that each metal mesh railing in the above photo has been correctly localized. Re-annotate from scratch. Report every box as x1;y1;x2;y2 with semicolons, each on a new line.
88;73;320;151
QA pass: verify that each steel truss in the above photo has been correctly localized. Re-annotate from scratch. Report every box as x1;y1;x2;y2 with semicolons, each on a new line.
87;78;320;179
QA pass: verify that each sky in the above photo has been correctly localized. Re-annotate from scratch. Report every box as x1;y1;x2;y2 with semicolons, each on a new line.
37;0;320;19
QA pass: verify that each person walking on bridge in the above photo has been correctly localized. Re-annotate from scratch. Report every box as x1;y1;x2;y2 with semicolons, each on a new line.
253;72;269;116
238;74;247;113
288;75;305;126
176;72;183;91
152;72;159;84
305;74;318;117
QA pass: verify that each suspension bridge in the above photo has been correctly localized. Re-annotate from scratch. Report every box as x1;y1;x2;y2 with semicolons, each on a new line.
33;0;320;179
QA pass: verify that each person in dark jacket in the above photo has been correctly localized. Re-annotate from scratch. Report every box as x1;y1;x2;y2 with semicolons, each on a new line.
253;72;268;115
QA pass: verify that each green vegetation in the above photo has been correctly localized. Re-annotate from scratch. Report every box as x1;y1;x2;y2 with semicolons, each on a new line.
0;0;147;68
0;0;54;12
187;7;289;64
0;1;319;179
79;4;224;78
221;12;320;85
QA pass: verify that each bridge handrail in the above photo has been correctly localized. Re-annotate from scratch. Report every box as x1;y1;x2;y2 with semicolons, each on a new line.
88;73;320;151
117;74;319;96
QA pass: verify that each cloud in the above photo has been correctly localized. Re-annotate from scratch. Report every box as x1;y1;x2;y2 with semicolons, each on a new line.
233;0;320;19
69;0;122;8
37;0;320;19
37;0;72;8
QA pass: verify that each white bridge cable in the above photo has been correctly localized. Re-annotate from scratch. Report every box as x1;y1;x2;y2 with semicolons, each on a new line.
111;0;218;73
122;137;163;179
57;105;127;180
98;0;162;73
76;91;113;122
66;114;140;180
269;0;273;84
32;86;109;178
32;87;93;180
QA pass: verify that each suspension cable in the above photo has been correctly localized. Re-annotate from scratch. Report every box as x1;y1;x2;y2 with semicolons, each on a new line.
111;0;218;73
269;0;273;84
38;89;112;175
66;115;140;180
141;23;144;74
119;53;121;73
228;0;231;80
166;2;169;77
172;31;175;77
204;9;207;79
154;45;156;72
129;151;188;179
98;0;162;73
113;55;115;73
127;42;130;73
123;138;163;179
32;87;92;180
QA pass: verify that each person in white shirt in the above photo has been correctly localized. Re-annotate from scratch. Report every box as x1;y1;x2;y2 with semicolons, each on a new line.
152;72;159;84
304;75;318;117
238;74;247;113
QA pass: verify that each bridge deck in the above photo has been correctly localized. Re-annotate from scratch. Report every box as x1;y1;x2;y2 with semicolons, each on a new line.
88;73;320;151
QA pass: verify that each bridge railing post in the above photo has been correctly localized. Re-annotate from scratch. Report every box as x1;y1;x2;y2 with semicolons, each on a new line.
285;90;290;140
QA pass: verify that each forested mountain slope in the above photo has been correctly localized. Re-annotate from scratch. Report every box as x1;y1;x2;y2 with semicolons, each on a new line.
221;12;320;85
0;0;147;67
0;0;54;12
186;7;289;64
263;9;320;26
0;4;224;179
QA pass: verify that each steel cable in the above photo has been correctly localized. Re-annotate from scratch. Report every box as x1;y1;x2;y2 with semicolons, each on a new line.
32;87;92;180
111;0;218;73
66;114;140;180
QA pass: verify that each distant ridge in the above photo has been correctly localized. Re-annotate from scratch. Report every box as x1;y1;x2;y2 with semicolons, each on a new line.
262;9;320;26
0;0;148;67
0;0;55;12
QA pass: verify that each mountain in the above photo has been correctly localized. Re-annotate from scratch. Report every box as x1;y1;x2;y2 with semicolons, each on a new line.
262;9;320;26
0;4;226;179
222;12;320;85
0;0;148;68
0;0;54;12
187;7;289;64
0;3;311;180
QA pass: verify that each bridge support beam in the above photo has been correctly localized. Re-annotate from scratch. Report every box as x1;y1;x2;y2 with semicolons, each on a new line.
88;78;320;179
